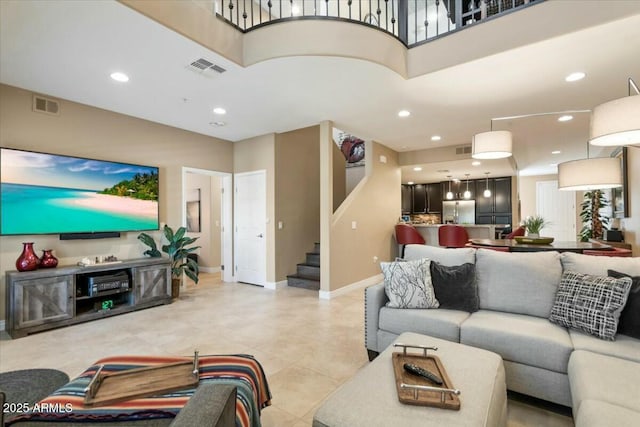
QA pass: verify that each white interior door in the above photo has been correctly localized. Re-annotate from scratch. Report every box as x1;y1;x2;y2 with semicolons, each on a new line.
536;180;576;241
234;171;266;286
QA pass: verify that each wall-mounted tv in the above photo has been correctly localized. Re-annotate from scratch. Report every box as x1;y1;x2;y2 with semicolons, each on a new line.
1;147;159;236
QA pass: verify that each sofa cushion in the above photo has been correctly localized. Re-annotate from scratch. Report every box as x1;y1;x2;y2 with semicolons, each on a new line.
379;307;470;342
460;310;573;373
568;350;640;414
549;271;632;340
574;400;640;427
569;329;640;364
608;269;640;339
561;252;640;277
381;258;439;309
430;261;479;312
476;249;562;318
404;244;475;266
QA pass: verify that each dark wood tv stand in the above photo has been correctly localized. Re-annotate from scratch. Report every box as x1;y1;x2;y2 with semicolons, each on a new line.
5;258;172;338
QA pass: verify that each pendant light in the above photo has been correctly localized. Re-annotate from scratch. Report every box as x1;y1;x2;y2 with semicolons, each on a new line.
446;175;454;200
463;174;471;199
558;142;622;191
483;172;491;198
590;78;640;146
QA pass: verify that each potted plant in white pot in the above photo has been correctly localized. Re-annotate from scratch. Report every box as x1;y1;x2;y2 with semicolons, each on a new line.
138;225;200;298
523;215;548;238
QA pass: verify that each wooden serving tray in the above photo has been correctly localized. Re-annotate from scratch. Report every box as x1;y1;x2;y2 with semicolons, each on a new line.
84;356;199;406
392;345;460;410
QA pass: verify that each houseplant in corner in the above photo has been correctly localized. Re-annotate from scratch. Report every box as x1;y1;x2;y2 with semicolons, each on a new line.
138;225;200;298
579;190;610;242
522;215;548;238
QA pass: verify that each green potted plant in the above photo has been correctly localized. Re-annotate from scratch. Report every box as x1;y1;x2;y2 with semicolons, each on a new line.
138;225;200;298
522;215;548;238
579;190;610;242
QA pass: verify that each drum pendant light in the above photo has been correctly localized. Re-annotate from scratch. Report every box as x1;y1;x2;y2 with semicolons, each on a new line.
483;172;491;198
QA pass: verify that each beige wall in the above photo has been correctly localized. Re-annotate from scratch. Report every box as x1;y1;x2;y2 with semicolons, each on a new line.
621;146;640;256
0;84;233;321
233;134;276;283
327;141;401;291
346;165;366;196
185;173;222;270
274;126;320;280
332;143;346;212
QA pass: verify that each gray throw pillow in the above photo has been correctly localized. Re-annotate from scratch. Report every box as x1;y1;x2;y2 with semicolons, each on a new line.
381;258;439;309
430;262;478;312
549;271;632;340
608;269;640;339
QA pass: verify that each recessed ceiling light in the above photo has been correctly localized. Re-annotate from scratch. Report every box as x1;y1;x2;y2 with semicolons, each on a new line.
209;121;226;127
213;107;227;115
398;110;411;118
558;115;573;122
110;72;129;82
471;161;481;166
431;135;441;141
565;72;586;82
407;181;414;185
552;150;561;154
413;167;422;171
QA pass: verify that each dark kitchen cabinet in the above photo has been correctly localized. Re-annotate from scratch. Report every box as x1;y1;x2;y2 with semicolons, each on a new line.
475;177;512;225
401;185;413;214
426;183;442;212
412;184;427;213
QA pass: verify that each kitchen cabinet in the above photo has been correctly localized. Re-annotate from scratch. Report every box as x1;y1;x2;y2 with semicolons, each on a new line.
426;183;442;212
475;177;512;225
412;184;427;213
401;184;413;214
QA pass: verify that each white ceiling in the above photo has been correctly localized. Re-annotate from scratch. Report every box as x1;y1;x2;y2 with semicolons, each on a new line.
1;1;639;183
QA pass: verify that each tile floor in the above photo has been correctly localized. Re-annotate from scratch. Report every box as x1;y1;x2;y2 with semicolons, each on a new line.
0;273;573;426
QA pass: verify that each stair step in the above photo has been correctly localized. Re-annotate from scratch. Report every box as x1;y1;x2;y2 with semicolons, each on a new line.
305;253;320;266
313;242;320;254
297;263;320;279
287;274;320;291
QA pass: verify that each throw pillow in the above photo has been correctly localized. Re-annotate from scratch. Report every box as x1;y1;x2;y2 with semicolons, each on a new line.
608;269;640;339
430;262;478;312
549;271;632;340
381;258;439;309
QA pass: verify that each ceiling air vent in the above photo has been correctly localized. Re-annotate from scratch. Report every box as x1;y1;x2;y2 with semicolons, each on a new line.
187;58;227;78
455;145;472;155
32;95;60;116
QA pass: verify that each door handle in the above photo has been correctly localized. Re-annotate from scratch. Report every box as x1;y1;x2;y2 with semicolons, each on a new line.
257;233;263;238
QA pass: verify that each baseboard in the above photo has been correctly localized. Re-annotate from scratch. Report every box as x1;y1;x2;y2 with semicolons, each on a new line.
264;280;288;290
200;266;221;274
0;320;5;331
319;273;383;300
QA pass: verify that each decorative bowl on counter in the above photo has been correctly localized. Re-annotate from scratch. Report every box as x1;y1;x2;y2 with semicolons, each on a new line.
514;236;555;245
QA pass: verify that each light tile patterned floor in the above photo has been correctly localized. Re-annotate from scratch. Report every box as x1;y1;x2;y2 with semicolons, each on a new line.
0;273;573;426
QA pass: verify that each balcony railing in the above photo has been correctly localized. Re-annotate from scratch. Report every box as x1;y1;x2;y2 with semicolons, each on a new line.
215;0;540;47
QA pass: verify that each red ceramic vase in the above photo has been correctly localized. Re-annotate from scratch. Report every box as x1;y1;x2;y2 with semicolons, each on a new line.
16;242;40;272
40;249;59;268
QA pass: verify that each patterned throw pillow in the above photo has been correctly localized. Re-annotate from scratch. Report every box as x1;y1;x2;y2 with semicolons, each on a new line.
381;258;439;309
549;271;632;340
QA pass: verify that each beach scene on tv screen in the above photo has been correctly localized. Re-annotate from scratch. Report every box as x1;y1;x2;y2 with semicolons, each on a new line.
0;148;159;235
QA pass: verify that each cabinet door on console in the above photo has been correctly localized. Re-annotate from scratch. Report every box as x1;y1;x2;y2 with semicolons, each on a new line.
133;264;171;304
12;275;73;330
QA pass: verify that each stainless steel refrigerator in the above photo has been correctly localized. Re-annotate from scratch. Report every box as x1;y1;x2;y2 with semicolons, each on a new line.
442;200;476;224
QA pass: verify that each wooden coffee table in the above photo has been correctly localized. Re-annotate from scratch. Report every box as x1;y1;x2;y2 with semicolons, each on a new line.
313;332;506;427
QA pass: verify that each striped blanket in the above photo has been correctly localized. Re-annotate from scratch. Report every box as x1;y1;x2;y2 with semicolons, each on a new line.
8;354;271;427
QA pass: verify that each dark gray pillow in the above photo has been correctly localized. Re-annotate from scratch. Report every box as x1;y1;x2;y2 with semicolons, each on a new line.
608;269;640;339
429;262;478;312
549;271;632;340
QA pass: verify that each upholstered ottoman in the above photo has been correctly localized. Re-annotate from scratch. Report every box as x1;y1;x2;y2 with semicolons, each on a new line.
313;332;506;427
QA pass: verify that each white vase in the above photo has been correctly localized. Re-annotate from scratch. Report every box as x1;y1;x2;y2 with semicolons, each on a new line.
527;233;540;238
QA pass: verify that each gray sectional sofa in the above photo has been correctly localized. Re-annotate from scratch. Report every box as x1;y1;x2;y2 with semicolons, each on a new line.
364;245;640;425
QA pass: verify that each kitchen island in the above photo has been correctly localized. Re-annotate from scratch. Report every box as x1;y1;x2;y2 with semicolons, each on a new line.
412;224;509;246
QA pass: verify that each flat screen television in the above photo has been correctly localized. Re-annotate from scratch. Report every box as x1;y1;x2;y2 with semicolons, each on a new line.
1;147;159;236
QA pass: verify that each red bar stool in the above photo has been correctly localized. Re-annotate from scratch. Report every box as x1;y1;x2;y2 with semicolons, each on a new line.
438;225;470;248
395;224;425;258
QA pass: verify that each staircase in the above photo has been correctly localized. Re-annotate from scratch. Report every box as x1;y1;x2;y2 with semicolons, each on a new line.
287;242;320;290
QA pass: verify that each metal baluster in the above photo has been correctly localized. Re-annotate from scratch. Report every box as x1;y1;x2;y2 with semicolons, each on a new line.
435;0;439;36
251;0;254;26
302;0;305;15
268;0;272;20
384;0;388;31
414;0;417;44
424;0;429;41
242;0;247;29
325;0;329;16
290;0;293;17
446;0;451;32
390;0;396;34
338;0;340;18
348;0;352;19
259;0;262;23
369;0;372;24
228;1;233;22
377;0;381;27
359;0;362;21
314;0;317;16
280;0;282;19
